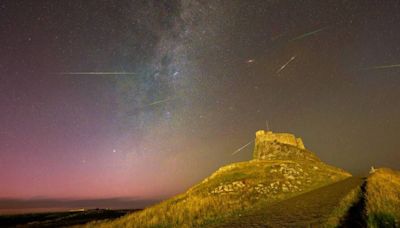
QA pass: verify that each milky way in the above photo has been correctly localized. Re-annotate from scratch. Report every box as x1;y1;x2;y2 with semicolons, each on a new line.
1;0;400;205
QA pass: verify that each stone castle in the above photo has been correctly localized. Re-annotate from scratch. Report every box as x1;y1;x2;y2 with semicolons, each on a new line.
255;130;305;149
253;130;310;160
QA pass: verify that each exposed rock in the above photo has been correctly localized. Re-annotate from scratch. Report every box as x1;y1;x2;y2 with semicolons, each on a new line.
285;175;295;180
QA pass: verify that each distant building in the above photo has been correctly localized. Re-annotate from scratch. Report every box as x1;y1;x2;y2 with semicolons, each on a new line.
255;130;305;149
253;130;311;160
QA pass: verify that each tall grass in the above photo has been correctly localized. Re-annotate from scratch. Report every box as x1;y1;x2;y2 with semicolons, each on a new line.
366;168;400;227
85;193;258;227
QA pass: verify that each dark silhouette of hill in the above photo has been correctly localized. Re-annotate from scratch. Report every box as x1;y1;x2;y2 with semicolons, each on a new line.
0;209;138;227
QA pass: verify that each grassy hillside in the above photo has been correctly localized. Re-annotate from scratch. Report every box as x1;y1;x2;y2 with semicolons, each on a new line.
366;168;400;227
84;142;351;227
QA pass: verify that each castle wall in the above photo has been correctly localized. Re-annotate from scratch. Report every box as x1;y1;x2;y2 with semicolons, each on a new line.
253;130;315;161
255;130;305;149
296;138;305;149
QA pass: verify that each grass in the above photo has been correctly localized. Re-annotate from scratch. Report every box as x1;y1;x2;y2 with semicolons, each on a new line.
366;168;400;227
82;144;351;227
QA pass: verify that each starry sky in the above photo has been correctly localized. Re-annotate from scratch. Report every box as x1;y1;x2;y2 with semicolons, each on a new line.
1;0;400;206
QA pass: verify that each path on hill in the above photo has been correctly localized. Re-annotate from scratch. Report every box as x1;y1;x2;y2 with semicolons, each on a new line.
218;177;364;228
338;180;367;228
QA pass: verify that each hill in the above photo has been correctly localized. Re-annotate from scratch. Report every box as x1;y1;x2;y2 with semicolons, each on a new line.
85;131;352;227
366;168;400;227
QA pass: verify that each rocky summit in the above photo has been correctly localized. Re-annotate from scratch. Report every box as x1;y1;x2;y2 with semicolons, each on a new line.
198;130;350;200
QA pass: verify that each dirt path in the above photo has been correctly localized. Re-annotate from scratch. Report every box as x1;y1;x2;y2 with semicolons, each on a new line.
218;177;364;227
338;180;367;228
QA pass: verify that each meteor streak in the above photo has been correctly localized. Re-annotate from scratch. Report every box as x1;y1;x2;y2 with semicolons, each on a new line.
232;140;253;155
58;72;136;75
276;56;296;74
364;64;400;70
148;97;175;106
291;27;327;41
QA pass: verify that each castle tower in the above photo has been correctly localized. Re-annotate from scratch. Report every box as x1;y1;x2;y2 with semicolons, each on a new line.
253;130;309;160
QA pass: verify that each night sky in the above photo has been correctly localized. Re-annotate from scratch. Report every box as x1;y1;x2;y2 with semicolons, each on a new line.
1;0;400;204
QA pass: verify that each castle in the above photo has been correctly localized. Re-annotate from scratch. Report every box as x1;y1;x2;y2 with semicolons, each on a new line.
255;130;305;149
253;130;308;160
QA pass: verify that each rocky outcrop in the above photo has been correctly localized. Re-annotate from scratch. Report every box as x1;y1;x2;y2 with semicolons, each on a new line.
203;131;349;197
253;134;320;162
253;130;320;161
208;162;334;196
